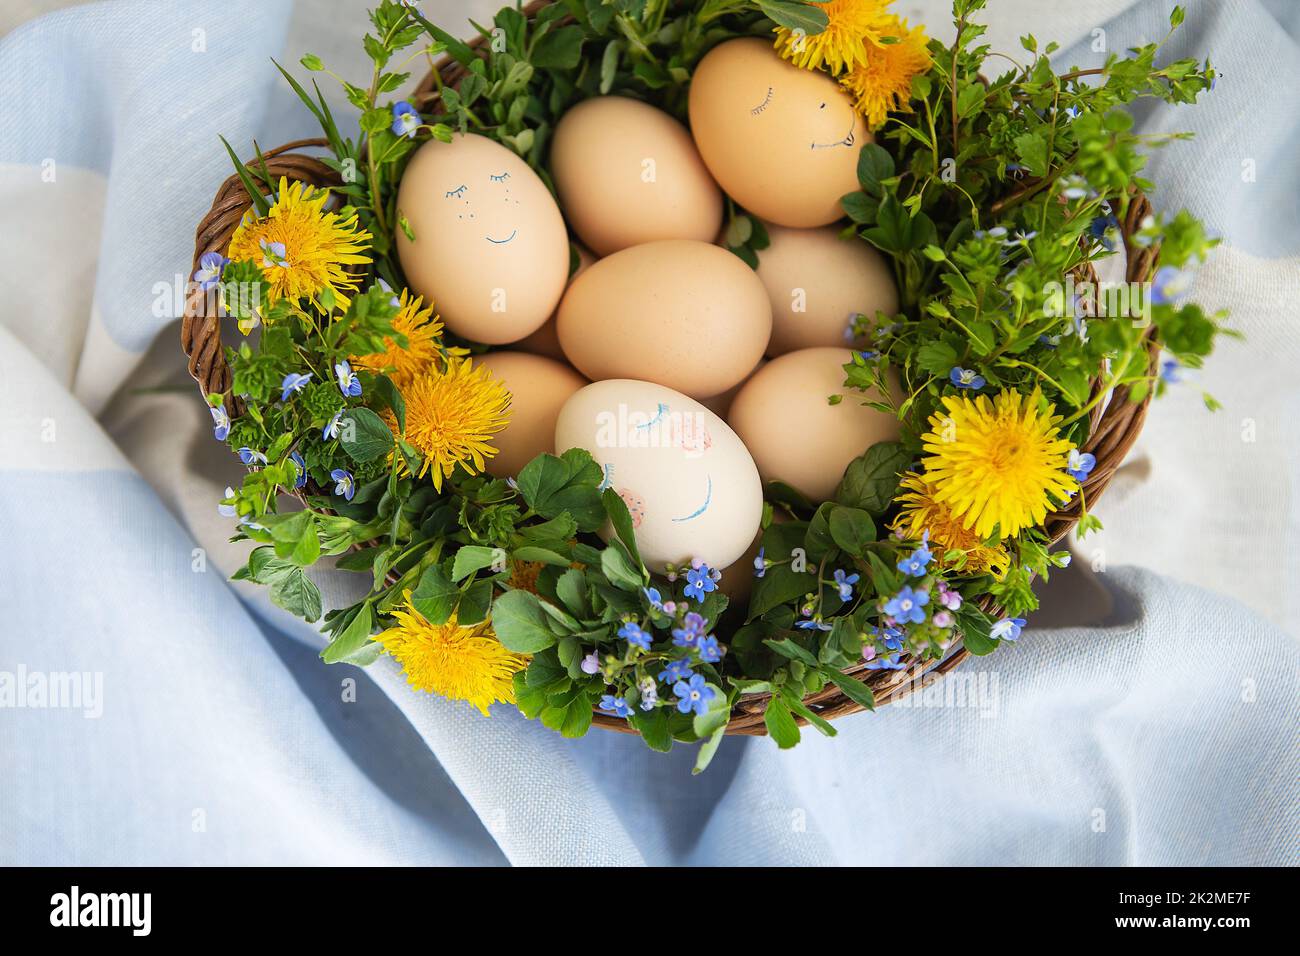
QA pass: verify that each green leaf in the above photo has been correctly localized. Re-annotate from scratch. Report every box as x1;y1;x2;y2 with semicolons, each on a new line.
959;605;997;655
632;707;674;753
763;696;801;749
828;506;876;557
916;340;959;377
856;142;896;194
555;568;589;617
693;723;727;774
452;545;502;582
765;637;819;668
531;24;585;69
515;449;605;531
491;589;558;653
513;671;547;719
835;441;910;514
269;568;322;621
1012;129;1049;178
410;564;458;624
456;579;493;626
749;522;816;620
692;684;730;738
339;407;395;462
782;688;838;738
321;603;373;664
756;0;829;36
600;543;645;592
369;374;406;433
601;487;643;571
822;669;876;710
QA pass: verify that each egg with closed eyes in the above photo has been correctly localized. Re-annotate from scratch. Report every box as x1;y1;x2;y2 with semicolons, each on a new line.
689;38;867;228
554;379;763;571
396;133;569;344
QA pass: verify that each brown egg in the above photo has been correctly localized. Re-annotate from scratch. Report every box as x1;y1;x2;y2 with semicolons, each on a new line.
757;224;898;356
477;351;588;477
728;347;899;502
551;96;723;256
396;133;569;344
689;38;867;228
556;240;771;399
515;245;597;362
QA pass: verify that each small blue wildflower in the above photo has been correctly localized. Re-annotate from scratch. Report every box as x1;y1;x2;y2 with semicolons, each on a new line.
1150;265;1193;306
210;402;231;441
1060;175;1090;200
280;372;312;401
878;626;905;652
330;468;356;501
864;652;906;671
683;562;718;601
673;674;716;717
658;659;695;684
217;486;237;518
1089;213;1120;252
896;539;933;577
857;349;880;361
672;612;708;649
884;586;929;624
795;617;833;631
1067;449;1096;482
323;408;344;441
991;617;1027;642
289;451;308;489
580;652;601;675
753;547;767;578
193;252;228;292
697;635;722;663
643;586;665;610
599;694;632;718
950;366;985;390
618;620;652;651
238;447;267;466
391;100;420;138
638;679;658;711
334;359;362;398
259;238;289;269
833;568;860;602
1161;358;1182;384
377;277;401;308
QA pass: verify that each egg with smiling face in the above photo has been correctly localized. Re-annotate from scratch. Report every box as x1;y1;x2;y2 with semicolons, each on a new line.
396;133;569;344
689;38;868;228
555;379;763;572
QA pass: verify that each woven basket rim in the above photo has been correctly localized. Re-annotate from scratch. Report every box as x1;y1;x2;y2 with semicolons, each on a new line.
179;0;1162;738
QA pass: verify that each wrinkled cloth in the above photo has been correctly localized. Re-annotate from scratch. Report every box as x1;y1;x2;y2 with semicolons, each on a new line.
0;0;1296;865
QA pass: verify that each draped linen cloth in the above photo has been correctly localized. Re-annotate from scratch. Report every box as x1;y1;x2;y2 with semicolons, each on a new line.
0;0;1295;865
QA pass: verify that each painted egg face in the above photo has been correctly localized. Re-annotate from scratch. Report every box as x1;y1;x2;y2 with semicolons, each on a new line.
689;38;868;228
554;379;763;571
396;133;569;344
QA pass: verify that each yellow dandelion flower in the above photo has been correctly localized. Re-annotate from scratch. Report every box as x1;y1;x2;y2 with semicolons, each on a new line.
919;388;1078;540
378;595;528;716
226;176;372;310
774;0;891;75
839;17;932;129
399;357;511;491
892;472;1012;577
352;290;447;388
507;560;545;595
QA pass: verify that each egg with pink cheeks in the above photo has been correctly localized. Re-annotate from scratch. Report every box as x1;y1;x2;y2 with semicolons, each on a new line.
555;379;762;571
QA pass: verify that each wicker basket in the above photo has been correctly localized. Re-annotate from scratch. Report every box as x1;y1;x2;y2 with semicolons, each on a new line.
181;0;1161;738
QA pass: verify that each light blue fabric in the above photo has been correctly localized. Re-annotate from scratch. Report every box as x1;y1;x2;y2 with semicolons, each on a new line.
1;0;1296;865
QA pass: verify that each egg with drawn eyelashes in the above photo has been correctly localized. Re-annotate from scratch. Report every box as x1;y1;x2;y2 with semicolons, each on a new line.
554;379;763;572
396;132;569;344
689;37;868;228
